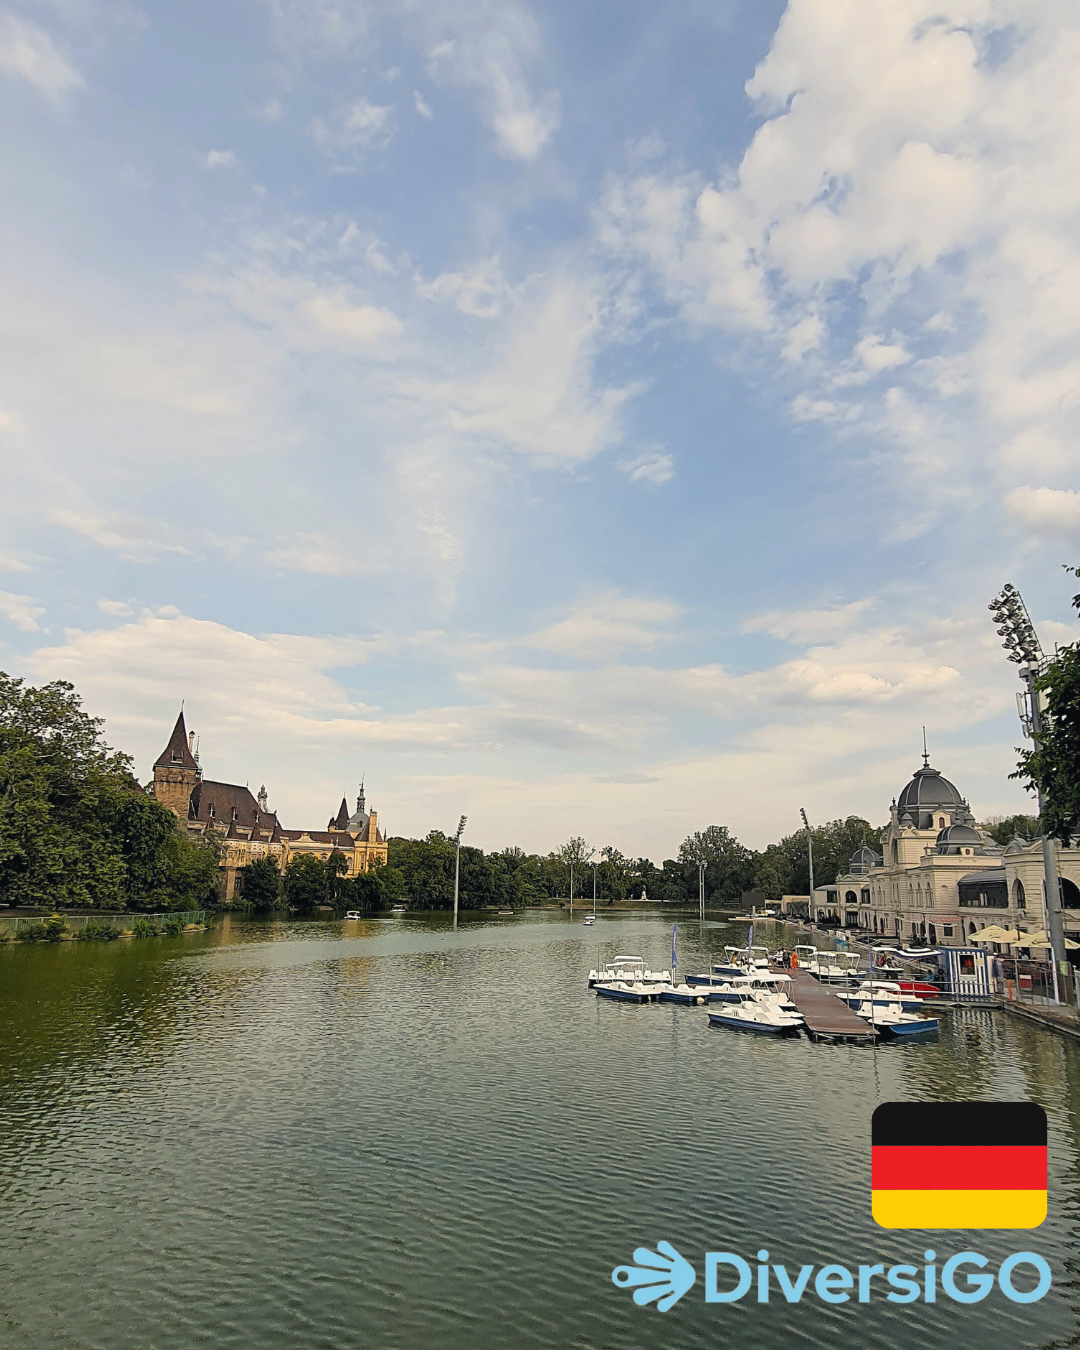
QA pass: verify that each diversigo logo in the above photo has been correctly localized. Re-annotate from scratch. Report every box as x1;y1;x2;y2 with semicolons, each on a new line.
612;1100;1052;1313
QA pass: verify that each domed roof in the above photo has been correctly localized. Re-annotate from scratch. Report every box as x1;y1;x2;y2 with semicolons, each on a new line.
848;845;881;875
897;764;964;816
933;822;989;856
935;823;981;846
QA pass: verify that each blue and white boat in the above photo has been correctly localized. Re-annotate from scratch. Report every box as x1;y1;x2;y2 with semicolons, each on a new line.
838;981;926;1013
708;994;803;1036
849;994;938;1040
658;983;710;1005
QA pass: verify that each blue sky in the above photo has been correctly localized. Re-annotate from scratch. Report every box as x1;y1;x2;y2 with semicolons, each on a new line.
2;0;1079;856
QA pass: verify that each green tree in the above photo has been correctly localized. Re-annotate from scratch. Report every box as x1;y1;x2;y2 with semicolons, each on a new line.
282;853;327;914
979;814;1041;847
239;855;282;912
1014;567;1080;844
751;816;879;901
325;851;349;908
0;673;219;911
678;825;756;907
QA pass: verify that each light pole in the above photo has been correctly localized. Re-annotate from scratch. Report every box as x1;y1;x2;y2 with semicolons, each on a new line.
989;585;1066;1001
592;859;598;918
452;815;467;929
698;859;706;927
800;808;814;926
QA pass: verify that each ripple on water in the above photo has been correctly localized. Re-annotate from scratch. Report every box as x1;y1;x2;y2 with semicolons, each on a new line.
0;914;1078;1350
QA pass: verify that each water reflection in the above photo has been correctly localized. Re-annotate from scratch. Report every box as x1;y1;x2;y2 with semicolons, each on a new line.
0;911;1078;1350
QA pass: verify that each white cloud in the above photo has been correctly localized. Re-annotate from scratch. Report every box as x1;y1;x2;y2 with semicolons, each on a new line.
1005;485;1080;539
305;291;402;344
524;592;683;656
312;98;394;157
417;256;510;318
406;277;638;463
413;89;432;119
597;0;1080;546
0;589;44;632
0;14;83;100
616;450;675;485
50;508;192;562
0;551;30;572
744;597;876;644
425;8;559;161
205;149;236;169
97;599;133;616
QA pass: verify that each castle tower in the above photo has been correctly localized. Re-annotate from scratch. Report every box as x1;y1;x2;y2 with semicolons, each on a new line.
152;710;201;820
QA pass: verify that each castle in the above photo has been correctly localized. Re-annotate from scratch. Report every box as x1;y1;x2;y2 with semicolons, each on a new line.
151;710;388;901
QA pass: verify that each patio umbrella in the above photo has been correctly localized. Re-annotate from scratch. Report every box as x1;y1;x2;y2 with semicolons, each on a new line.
969;925;1022;943
1016;930;1080;950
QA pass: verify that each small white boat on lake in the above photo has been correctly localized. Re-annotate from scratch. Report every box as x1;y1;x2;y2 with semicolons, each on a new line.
588;955;671;987
849;993;939;1040
658;982;710;1005
708;994;804;1036
343;910;362;921
839;980;926;1013
799;948;862;982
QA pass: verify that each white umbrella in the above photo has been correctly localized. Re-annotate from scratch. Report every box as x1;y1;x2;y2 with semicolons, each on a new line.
1016;930;1080;950
969;925;1021;943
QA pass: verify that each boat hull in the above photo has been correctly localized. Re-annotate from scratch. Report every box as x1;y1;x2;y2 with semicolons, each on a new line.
595;985;658;1004
707;1012;802;1036
660;989;709;1005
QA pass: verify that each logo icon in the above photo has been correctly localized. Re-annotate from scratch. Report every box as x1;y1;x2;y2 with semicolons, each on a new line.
612;1240;696;1311
872;1101;1047;1230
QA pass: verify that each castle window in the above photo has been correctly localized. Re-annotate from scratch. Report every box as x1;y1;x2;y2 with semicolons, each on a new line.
943;925;954;937
1014;879;1026;908
939;818;945;829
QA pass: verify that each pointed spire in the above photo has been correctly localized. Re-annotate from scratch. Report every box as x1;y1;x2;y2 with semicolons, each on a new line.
356;778;366;814
334;796;350;831
154;709;199;770
921;726;930;768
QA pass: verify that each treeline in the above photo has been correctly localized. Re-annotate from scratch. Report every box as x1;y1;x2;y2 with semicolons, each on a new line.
0;675;220;911
233;817;891;915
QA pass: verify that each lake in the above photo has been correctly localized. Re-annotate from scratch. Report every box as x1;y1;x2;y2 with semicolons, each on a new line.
1;910;1077;1350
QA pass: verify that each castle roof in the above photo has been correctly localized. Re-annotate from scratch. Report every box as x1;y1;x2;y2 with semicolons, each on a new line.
154;710;199;771
330;796;350;831
189;779;262;828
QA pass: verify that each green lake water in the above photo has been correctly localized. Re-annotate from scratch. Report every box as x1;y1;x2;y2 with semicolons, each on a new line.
1;910;1078;1350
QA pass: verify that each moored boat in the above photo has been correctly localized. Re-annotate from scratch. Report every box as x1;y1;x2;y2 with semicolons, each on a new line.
708;994;804;1036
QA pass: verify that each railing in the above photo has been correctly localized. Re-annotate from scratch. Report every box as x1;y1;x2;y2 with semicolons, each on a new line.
0;911;207;939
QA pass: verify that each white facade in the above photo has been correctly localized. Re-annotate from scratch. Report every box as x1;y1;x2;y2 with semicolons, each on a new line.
811;758;1080;947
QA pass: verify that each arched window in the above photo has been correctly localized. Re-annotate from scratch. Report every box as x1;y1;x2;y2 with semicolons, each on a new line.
891;840;899;864
1062;878;1080;910
1013;879;1026;909
939;817;945;829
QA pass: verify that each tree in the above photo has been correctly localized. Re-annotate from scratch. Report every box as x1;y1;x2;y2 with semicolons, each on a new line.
325;851;349;908
751;816;880;901
979;814;1041;847
678;825;756;907
1014;567;1080;845
239;855;281;912
558;836;594;901
282;853;327;913
0;673;219;911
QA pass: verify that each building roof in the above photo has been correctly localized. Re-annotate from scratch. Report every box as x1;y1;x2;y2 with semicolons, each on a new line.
897;763;964;816
154;710;199;771
329;797;350;831
279;829;357;847
933;822;992;856
189;779;263;828
959;868;1007;885
848;845;881;875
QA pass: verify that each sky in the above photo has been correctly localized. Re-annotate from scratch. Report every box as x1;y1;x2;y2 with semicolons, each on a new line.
2;0;1079;858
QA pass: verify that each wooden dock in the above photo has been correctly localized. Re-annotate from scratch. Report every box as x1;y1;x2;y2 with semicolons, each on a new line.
790;971;878;1045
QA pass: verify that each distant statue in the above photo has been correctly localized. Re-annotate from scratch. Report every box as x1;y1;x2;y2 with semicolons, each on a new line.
641;886;647;901
257;785;268;814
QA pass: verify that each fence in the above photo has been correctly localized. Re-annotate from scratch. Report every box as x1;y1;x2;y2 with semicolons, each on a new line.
0;911;207;940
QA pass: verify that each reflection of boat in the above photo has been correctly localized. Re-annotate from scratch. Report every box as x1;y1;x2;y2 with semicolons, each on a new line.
708;995;803;1035
498;909;515;915
343;910;362;921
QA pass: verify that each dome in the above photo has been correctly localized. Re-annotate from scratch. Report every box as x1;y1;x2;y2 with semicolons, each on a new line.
896;762;965;829
933;822;987;856
848;845;881;876
1004;834;1030;854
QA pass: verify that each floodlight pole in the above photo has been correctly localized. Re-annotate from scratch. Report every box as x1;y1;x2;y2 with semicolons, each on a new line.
800;808;815;925
1021;665;1065;1002
453;815;467;929
989;583;1067;1000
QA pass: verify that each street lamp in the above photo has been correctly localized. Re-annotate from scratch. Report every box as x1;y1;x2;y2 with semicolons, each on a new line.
592;859;598;919
988;585;1066;999
800;808;815;925
452;815;467;928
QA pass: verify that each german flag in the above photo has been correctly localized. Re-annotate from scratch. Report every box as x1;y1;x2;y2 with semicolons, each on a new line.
872;1102;1047;1229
